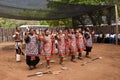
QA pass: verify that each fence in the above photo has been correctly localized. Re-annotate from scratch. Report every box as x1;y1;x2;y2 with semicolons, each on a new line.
0;25;120;43
91;25;120;34
0;28;15;43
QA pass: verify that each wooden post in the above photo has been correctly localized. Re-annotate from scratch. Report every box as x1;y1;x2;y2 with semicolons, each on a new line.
115;4;119;45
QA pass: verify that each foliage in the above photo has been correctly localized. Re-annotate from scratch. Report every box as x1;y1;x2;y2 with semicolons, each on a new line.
0;18;40;28
0;18;17;28
46;18;72;27
50;0;120;26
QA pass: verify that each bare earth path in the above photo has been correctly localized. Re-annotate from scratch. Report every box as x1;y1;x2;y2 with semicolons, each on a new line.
0;42;120;80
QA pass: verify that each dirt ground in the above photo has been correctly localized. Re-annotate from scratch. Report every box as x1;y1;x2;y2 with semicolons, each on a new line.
0;42;120;80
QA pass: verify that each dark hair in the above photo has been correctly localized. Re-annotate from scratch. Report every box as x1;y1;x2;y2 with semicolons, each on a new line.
25;36;31;43
44;28;49;33
16;27;20;32
85;27;90;32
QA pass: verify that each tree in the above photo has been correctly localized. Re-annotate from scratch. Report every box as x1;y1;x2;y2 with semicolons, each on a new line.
45;18;72;27
49;0;120;27
0;18;40;28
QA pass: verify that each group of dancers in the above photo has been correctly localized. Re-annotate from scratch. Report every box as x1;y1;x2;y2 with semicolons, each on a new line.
13;27;93;70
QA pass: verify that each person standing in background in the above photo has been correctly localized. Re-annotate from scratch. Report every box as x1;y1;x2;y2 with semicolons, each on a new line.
118;33;120;44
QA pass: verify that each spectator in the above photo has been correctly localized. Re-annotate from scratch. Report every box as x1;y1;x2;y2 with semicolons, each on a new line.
118;33;120;44
109;33;115;43
104;33;110;43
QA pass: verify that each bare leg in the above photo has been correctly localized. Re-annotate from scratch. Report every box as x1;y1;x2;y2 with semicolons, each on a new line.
78;52;83;60
59;57;64;65
71;55;76;62
46;60;50;69
86;51;91;58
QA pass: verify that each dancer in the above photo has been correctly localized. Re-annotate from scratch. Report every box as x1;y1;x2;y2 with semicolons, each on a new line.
38;29;44;54
69;29;77;62
64;29;70;55
76;29;86;60
84;28;93;58
51;31;56;55
13;27;23;62
24;29;40;70
57;30;66;65
43;29;52;69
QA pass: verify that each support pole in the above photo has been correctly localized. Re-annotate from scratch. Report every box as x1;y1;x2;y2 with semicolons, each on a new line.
115;4;119;45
